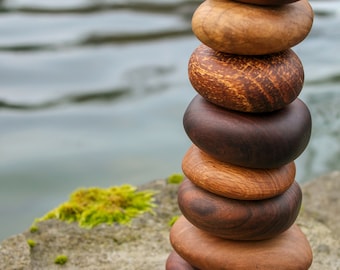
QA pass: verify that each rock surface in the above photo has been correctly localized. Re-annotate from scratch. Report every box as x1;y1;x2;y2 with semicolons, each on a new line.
0;171;340;269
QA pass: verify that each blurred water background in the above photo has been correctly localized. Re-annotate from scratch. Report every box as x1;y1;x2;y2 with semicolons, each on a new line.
0;0;339;241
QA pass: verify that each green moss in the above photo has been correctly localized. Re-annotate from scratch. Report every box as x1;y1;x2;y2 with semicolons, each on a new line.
167;173;184;184
29;225;38;233
54;255;68;265
27;239;36;248
168;215;179;227
33;184;155;229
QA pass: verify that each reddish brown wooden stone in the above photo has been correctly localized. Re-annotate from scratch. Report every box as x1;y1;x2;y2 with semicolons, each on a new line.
233;0;299;5
192;0;314;55
166;250;200;270
183;95;312;169
178;178;302;240
182;145;295;200
170;216;313;270
188;45;304;113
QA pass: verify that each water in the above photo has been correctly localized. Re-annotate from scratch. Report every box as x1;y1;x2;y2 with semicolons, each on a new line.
0;0;339;241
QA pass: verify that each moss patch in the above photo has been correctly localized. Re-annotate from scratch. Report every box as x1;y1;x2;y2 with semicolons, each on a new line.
33;184;155;228
167;173;184;184
54;255;68;265
27;239;36;248
29;225;38;233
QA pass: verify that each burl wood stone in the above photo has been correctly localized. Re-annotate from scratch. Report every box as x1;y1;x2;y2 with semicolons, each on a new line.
192;0;313;55
183;95;312;168
178;178;302;240
182;144;295;200
170;216;313;270
188;45;304;112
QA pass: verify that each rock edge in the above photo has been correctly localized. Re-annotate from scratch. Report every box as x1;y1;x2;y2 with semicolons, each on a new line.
1;171;339;270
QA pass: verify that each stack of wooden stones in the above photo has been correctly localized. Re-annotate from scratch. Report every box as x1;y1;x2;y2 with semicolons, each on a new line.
166;0;314;269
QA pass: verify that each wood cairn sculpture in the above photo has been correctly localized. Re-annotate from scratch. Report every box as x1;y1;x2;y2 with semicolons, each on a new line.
166;0;314;269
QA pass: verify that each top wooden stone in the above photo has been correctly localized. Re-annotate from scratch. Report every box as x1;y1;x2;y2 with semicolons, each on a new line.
233;0;299;6
192;0;314;55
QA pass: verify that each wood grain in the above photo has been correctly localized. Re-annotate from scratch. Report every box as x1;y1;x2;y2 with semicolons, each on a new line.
188;45;304;112
192;0;314;55
183;95;312;169
170;216;313;270
178;178;302;240
182;144;295;200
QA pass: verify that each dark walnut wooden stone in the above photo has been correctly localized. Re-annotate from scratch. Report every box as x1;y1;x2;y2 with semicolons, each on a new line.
188;45;304;113
178;178;302;240
192;0;314;55
170;216;313;270
183;95;311;169
182;144;296;200
233;0;299;5
166;250;200;270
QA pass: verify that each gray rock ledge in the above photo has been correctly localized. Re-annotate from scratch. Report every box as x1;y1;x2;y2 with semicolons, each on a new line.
1;171;339;270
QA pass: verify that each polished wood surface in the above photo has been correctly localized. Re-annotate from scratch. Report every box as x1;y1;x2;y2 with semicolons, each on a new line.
178;178;302;240
188;45;304;113
182;145;295;200
166;250;199;270
192;0;313;55
183;95;312;169
233;0;299;5
170;216;313;270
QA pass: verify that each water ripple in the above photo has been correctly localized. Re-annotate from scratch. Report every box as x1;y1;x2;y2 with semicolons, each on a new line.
305;73;340;85
0;87;130;110
0;1;199;16
0;29;193;52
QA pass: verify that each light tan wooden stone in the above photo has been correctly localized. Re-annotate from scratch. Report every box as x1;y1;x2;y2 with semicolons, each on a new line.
192;0;314;55
233;0;299;5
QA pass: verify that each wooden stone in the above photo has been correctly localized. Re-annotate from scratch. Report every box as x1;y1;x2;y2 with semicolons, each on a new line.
170;216;313;270
182;144;295;200
233;0;299;5
178;178;302;240
188;45;304;113
183;95;312;169
192;0;313;55
166;250;199;270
